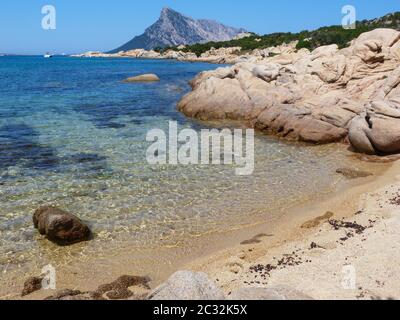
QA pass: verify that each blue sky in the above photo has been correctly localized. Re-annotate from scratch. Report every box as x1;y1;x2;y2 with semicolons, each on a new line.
0;0;399;54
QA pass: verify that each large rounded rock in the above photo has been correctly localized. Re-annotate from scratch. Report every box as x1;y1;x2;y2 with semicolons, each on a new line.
365;116;400;153
33;206;91;245
123;74;160;82
352;28;400;49
348;116;376;154
148;271;225;300
349;100;400;155
178;77;253;121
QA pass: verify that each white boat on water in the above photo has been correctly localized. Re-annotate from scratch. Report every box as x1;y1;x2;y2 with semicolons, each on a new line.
44;53;53;58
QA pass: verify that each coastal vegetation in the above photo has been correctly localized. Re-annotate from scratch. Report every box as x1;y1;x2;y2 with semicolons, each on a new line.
158;12;400;56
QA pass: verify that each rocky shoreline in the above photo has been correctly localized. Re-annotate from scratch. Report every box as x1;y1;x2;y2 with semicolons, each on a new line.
74;28;400;156
71;41;294;65
177;28;400;156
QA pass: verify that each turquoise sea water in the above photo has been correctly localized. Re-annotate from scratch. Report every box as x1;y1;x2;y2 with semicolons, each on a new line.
0;56;372;273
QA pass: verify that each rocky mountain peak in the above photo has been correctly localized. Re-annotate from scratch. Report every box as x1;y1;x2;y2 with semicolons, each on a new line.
109;8;246;52
160;7;176;17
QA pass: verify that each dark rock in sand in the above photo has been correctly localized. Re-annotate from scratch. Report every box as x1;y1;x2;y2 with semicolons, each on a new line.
45;289;89;300
44;275;151;301
93;275;151;300
105;288;133;300
21;277;43;297
33;206;91;245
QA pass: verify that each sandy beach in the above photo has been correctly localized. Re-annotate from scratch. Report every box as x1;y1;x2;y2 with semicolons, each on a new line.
183;159;400;300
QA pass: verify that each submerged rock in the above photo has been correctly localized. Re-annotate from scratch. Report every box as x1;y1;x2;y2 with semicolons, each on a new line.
228;286;313;300
336;167;373;179
33;206;91;245
148;271;225;300
123;74;160;82
301;212;334;229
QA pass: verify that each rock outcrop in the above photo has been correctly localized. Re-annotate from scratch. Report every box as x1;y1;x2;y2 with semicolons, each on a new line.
33;206;91;245
148;271;225;300
178;28;400;155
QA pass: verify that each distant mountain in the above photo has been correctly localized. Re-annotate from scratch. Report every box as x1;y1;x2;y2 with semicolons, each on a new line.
109;7;246;52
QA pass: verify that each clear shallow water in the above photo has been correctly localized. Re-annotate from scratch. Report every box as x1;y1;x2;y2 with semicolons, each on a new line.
0;56;374;272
